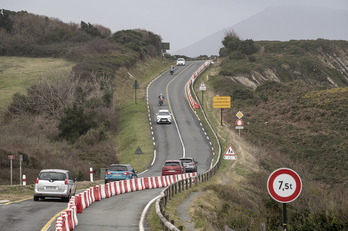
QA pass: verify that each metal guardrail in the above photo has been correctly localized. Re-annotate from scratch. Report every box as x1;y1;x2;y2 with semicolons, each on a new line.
155;61;223;230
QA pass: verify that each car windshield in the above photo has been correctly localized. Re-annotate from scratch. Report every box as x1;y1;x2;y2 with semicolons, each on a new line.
180;159;193;163
165;162;180;166
178;58;184;61
109;166;128;171
158;111;170;115
39;172;66;181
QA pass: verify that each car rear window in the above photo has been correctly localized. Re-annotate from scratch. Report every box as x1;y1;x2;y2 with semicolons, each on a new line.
164;162;180;166
39;172;66;181
109;166;128;171
180;159;193;163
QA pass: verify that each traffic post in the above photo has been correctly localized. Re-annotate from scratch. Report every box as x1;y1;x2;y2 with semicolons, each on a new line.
90;167;93;183
134;146;143;164
267;168;302;230
8;155;15;185
235;111;244;142
224;144;236;185
199;82;206;107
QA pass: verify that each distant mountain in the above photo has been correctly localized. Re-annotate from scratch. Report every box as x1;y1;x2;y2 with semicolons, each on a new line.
172;6;348;57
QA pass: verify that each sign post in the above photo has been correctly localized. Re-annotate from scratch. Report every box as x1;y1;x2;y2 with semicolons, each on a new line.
199;82;206;107
223;144;236;185
134;146;143;164
267;168;302;230
133;80;139;104
235;111;244;142
20;155;23;185
8;155;15;185
213;96;231;126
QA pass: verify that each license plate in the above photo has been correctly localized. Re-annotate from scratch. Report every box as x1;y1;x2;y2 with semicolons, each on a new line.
169;170;175;172
113;174;121;176
45;186;57;190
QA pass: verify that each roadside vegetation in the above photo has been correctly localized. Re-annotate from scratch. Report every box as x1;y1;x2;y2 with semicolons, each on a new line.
0;9;168;186
2;8;348;230
148;34;348;230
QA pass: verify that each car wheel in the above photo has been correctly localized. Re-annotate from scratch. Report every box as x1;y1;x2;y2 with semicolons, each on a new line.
63;196;70;202
105;180;108;184
34;196;39;201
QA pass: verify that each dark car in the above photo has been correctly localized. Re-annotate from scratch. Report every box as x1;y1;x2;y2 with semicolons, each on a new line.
105;164;138;184
162;160;185;176
180;157;197;172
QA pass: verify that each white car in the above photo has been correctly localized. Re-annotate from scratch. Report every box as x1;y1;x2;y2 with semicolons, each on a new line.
156;109;172;124
176;58;185;66
34;169;76;202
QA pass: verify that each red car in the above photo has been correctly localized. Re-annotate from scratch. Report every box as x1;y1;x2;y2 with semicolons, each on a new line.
162;160;185;176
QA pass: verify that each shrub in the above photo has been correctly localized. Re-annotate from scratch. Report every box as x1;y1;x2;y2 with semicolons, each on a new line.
58;103;97;143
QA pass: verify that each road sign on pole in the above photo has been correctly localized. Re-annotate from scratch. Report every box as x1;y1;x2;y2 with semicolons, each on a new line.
267;168;302;231
224;144;236;186
224;144;236;160
134;146;143;164
267;168;302;203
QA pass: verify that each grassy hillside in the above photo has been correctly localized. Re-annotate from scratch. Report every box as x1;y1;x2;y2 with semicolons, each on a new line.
0;9;168;185
152;39;348;230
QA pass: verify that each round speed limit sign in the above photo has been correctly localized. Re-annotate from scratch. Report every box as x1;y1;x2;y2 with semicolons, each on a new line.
236;119;243;126
267;168;302;203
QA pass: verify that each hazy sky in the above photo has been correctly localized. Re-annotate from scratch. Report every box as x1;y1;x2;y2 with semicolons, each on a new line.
2;0;348;52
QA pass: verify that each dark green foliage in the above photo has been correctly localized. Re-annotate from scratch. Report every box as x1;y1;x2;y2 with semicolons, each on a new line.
0;9;19;32
222;36;240;52
238;39;258;55
248;55;257;62
102;89;114;108
80;21;103;38
85;97;103;109
229;51;245;60
220;35;258;57
58;103;97;143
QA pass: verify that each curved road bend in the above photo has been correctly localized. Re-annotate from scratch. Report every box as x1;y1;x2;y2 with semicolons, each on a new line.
70;61;214;231
0;61;214;231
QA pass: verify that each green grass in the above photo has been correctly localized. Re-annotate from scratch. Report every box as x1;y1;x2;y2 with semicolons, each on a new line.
114;58;172;172
0;56;76;109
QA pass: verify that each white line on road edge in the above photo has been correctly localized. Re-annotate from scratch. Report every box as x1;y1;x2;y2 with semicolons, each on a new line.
151;150;156;165
139;195;161;231
138;169;148;176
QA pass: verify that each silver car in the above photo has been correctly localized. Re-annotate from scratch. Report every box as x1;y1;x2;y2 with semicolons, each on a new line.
180;157;197;172
34;169;76;202
156;109;172;124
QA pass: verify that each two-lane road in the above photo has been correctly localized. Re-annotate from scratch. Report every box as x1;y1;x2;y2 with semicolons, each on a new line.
0;61;214;231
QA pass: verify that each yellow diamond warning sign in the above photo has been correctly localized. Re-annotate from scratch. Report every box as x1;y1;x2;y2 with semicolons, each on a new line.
236;111;243;119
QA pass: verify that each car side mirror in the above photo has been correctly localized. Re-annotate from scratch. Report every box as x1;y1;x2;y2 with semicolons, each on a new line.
135;170;138;173
74;178;77;182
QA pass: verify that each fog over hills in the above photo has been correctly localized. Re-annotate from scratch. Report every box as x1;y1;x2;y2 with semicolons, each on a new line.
172;6;348;57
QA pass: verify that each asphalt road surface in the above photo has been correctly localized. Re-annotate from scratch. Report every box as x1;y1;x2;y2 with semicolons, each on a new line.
0;61;214;231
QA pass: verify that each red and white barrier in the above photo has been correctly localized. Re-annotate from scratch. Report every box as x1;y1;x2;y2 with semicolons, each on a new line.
52;60;209;231
186;60;211;109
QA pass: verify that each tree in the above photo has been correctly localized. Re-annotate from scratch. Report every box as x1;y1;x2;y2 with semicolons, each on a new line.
58;103;97;143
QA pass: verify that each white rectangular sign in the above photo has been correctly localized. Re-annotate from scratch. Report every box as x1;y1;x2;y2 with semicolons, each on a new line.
224;156;236;160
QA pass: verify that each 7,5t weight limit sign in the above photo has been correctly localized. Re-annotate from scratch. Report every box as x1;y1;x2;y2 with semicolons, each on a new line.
267;168;302;203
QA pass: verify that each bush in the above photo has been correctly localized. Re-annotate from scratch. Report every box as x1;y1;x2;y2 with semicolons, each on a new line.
58;103;97;143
